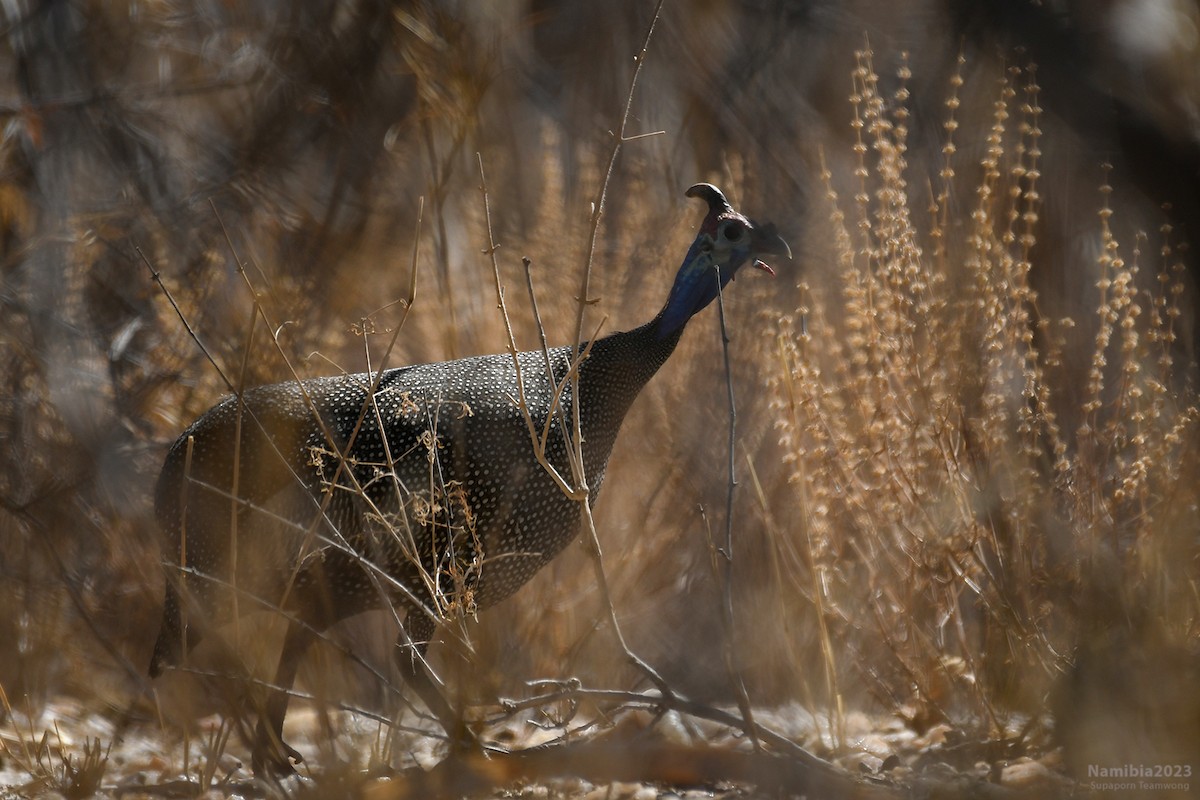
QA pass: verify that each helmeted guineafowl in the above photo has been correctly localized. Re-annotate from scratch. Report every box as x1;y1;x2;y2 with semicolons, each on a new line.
148;183;790;774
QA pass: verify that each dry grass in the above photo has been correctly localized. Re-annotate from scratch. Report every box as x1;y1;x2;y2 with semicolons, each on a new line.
769;51;1200;752
1;3;1198;798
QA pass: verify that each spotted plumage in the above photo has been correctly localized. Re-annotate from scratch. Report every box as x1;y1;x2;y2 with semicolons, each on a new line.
148;183;789;774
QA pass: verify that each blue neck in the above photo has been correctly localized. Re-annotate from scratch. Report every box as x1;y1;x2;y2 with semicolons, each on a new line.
654;262;730;340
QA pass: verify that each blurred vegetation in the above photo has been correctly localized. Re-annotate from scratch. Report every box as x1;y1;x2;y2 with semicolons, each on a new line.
0;0;1198;795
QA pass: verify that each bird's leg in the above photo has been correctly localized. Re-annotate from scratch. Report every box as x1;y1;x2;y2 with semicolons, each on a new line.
395;612;478;752
148;581;183;678
251;619;314;776
149;574;214;677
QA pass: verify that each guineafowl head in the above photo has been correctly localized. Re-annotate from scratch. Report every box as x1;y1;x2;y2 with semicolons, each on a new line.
656;183;791;338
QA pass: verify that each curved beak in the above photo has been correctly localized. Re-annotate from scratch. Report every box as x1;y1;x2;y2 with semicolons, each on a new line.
750;221;791;276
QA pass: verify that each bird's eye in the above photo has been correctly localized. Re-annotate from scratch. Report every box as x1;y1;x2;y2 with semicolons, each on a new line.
723;221;744;241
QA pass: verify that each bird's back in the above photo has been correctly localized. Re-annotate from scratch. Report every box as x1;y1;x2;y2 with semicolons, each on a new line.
155;335;654;623
302;345;594;611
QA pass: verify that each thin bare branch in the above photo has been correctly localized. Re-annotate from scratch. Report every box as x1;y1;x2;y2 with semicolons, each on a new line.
477;155;579;498
561;0;675;702
712;274;760;749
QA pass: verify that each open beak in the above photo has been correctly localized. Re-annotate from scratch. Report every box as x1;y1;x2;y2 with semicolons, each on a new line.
750;221;791;276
